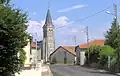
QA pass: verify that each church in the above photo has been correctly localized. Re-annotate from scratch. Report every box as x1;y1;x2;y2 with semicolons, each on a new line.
40;9;56;63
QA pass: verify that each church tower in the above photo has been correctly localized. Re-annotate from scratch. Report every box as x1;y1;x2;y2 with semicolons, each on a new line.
43;9;55;62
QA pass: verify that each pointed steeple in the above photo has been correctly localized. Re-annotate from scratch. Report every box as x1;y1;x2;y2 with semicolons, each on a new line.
45;9;53;26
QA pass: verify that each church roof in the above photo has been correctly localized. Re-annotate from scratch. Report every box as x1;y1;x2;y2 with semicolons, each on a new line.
45;9;53;26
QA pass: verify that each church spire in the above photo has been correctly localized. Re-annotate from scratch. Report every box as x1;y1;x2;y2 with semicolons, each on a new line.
45;9;53;26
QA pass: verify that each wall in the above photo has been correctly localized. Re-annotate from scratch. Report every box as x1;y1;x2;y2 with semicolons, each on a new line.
31;48;38;64
23;39;31;65
51;47;75;64
76;47;86;65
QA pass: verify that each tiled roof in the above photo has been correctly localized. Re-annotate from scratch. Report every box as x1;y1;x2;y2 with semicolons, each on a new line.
31;43;37;48
62;46;76;56
79;44;88;49
80;40;105;48
50;46;76;56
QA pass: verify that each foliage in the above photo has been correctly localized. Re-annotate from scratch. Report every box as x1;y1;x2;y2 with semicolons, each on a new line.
85;45;100;64
105;18;120;49
0;0;29;76
100;46;114;56
85;45;114;66
99;46;114;66
105;18;120;71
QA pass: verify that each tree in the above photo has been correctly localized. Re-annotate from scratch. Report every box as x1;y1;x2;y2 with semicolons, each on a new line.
105;18;120;49
105;18;120;71
85;45;100;64
99;46;114;66
85;45;114;66
0;0;29;76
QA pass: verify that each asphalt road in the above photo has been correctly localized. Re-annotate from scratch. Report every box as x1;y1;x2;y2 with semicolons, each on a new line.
50;65;116;76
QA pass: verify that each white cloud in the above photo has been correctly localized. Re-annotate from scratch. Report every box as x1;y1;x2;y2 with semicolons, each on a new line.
27;20;43;41
57;4;87;12
27;16;73;41
53;16;74;29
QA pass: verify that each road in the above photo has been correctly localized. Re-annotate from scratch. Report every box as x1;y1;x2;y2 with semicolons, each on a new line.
50;65;116;76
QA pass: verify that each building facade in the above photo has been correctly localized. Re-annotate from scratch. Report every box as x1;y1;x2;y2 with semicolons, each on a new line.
42;9;56;62
50;46;76;65
23;39;31;67
76;40;105;65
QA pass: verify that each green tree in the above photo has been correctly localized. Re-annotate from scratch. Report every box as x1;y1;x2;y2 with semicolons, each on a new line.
105;18;120;71
0;0;29;76
85;45;100;64
99;46;114;66
105;18;119;49
85;45;114;66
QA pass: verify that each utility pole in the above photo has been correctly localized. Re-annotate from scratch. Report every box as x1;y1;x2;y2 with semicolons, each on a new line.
73;36;77;65
86;26;89;64
74;36;77;46
114;3;120;71
114;4;118;20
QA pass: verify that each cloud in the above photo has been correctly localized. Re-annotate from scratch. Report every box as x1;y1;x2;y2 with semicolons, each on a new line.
53;16;74;27
57;4;87;12
27;20;43;41
27;16;73;41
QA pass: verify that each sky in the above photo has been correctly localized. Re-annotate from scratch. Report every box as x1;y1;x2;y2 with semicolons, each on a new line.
11;0;120;46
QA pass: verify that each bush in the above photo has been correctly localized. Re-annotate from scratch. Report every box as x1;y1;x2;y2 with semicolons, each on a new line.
85;45;114;67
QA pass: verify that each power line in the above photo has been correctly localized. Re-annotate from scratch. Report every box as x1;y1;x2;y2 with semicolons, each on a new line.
55;6;111;30
76;6;111;22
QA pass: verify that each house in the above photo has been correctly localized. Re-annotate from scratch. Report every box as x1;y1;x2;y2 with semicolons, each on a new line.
31;42;38;65
36;41;43;61
23;39;31;68
75;40;105;65
23;40;41;68
50;46;76;65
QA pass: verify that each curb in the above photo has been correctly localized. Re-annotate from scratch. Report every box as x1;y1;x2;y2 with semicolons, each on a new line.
41;64;53;76
48;65;53;76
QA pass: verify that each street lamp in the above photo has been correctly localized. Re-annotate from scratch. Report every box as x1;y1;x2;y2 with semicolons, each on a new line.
106;10;117;19
106;11;114;15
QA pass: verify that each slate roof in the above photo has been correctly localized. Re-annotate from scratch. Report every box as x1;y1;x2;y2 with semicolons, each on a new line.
45;9;53;26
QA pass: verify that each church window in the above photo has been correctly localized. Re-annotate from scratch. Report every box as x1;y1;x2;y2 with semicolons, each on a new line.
49;29;53;32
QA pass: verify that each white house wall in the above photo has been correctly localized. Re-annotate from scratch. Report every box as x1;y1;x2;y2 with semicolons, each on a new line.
23;39;31;65
76;47;86;65
51;47;76;64
31;49;38;64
